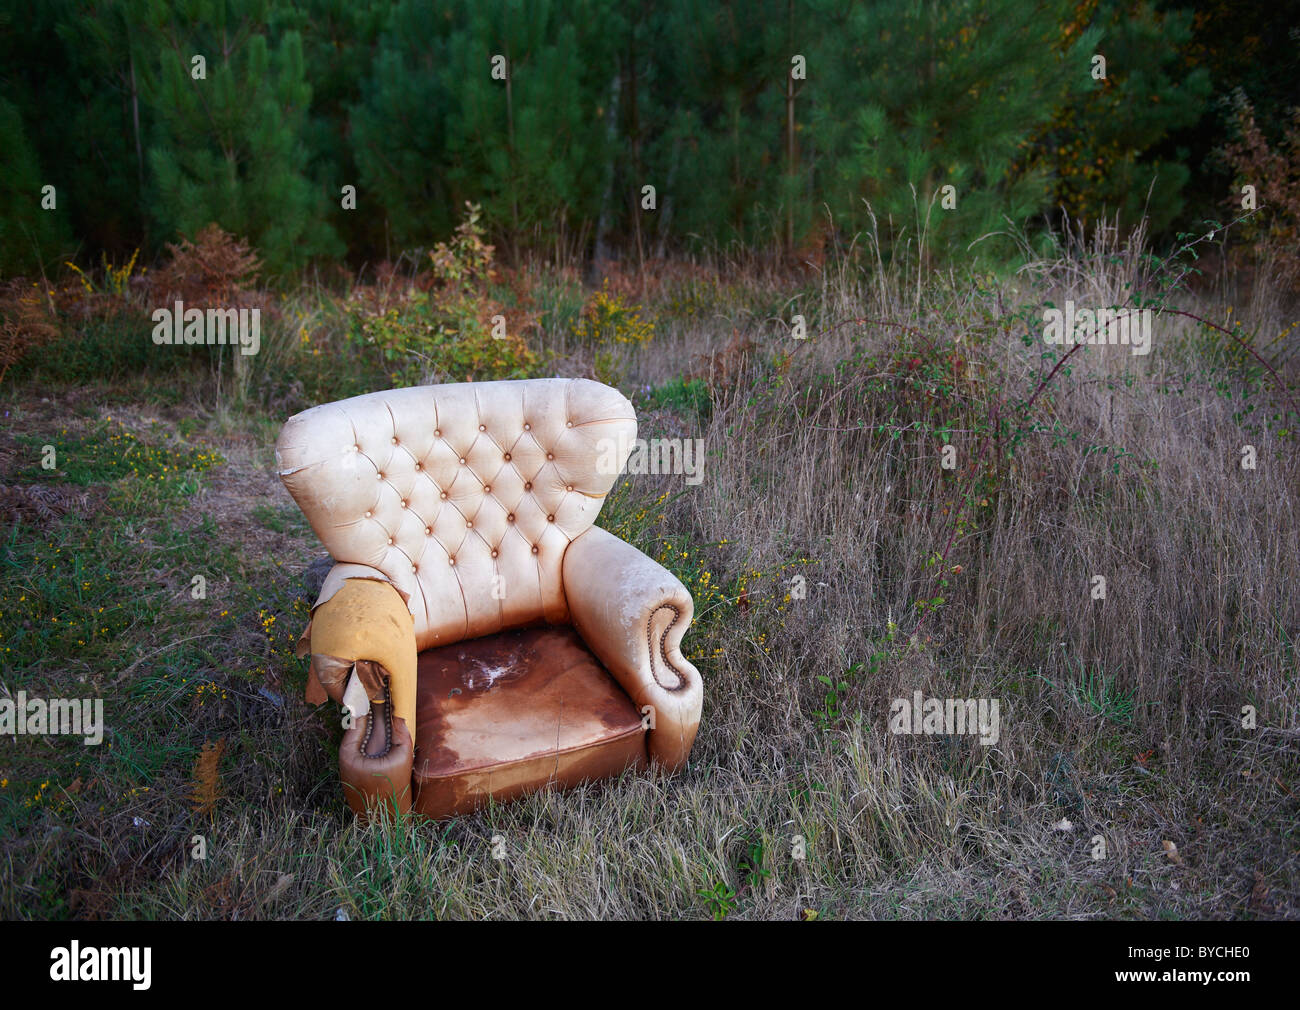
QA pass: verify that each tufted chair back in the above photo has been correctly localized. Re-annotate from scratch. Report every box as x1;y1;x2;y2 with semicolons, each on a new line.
276;378;636;652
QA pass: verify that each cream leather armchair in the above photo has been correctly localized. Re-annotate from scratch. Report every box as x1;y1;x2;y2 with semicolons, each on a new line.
276;378;702;819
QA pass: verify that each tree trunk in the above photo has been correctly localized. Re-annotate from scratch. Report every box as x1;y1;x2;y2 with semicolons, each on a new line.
592;73;622;276
655;129;682;260
785;0;795;256
129;49;145;197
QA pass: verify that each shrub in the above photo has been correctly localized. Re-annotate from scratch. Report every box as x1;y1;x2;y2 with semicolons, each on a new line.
345;204;540;385
1221;94;1300;290
572;281;655;348
349;291;539;385
0;279;60;385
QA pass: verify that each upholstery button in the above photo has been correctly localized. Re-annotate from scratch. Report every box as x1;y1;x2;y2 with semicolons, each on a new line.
400;500;408;509
354;444;361;452
491;549;498;558
434;429;441;438
412;564;418;573
547;515;555;522
364;511;372;518
566;485;573;492
440;491;448;500
424;527;432;536
566;421;573;428
377;472;384;480
448;557;455;566
459;457;466;465
391;436;398;444
546;453;554;460
507;514;515;523
414;462;422;470
466;520;473;528
531;545;539;554
387;537;394;545
523;423;531;431
478;424;486;431
483;484;491;493
524;482;532;491
503;452;512;461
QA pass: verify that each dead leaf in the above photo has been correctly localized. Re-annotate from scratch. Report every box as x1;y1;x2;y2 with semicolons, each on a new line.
190;738;226;817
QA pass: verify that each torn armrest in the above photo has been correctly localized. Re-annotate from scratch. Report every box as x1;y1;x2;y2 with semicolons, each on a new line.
303;573;418;751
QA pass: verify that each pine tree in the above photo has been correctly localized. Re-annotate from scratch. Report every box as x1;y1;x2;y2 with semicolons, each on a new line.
296;0;389;262
349;0;462;250
809;0;1087;264
440;0;610;257
0;97;70;276
1026;0;1213;234
139;0;340;276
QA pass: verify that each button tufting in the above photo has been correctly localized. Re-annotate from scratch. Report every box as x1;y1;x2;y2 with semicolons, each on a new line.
424;527;432;536
483;484;491;493
524;482;532;491
531;545;539;554
400;500;408;508
354;444;361;451
490;549;498;558
434;429;441;438
507;514;515;522
364;510;372;518
466;520;473;528
448;557;455;566
459;457;466;465
503;452;512;461
566;421;573;428
391;436;398;444
523;423;531;431
440;491;448;500
546;453;554;460
414;462;422;470
387;537;394;545
377;472;384;479
566;485;573;492
478;424;486;431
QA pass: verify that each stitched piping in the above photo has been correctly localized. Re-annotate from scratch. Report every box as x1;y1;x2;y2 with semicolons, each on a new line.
646;603;687;691
359;674;394;759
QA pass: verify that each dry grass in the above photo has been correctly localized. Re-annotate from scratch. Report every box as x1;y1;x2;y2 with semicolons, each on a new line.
1;220;1297;920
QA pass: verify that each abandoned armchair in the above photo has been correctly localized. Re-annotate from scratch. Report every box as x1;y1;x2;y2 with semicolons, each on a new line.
275;378;703;819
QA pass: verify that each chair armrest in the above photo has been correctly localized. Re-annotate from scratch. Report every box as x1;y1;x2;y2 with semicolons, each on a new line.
562;526;703;770
302;570;418;817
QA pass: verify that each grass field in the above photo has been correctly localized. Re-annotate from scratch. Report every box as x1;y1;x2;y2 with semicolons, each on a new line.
1;221;1297;920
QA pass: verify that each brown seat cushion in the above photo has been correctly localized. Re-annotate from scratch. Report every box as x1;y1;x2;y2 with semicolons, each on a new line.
412;626;647;818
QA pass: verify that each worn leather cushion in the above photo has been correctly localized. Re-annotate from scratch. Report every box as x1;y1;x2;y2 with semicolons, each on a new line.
413;626;647;818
